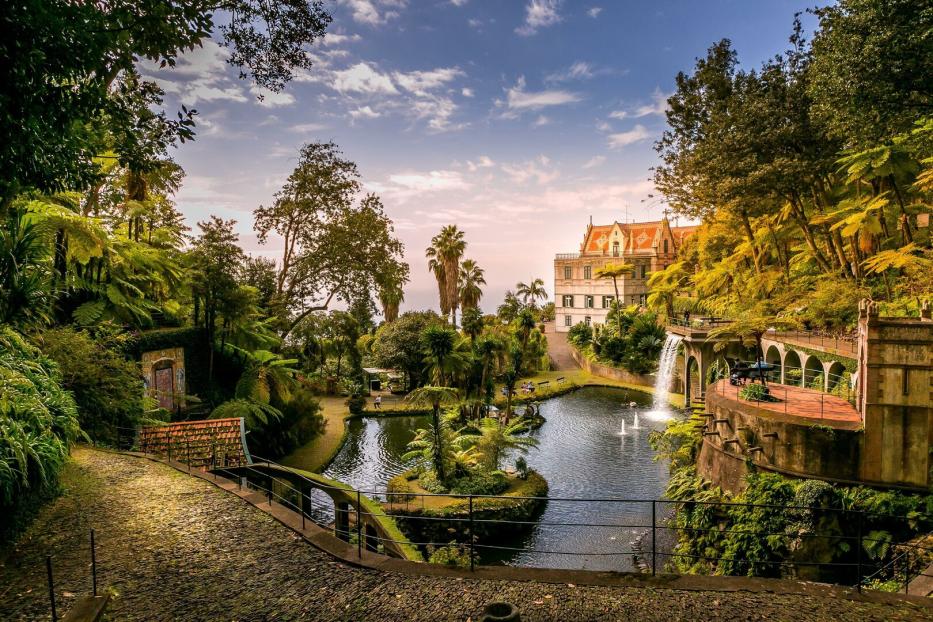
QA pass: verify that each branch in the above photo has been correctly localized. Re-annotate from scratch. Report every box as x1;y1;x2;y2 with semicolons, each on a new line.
280;290;336;340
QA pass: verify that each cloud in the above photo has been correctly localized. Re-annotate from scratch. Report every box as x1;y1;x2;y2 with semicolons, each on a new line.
466;156;495;172
290;122;328;132
140;40;249;105
505;76;581;111
587;6;603;18
333;62;399;94
501;155;559;185
393;67;464;96
383;170;470;198
516;0;562;36
607;124;651;148
533;114;551;127
461;87;474;97
249;86;296;108
339;0;406;26
450;0;468;5
582;155;606;169
605;90;670;125
467;18;483;29
411;96;463;132
321;32;362;46
349;105;381;120
546;61;595;83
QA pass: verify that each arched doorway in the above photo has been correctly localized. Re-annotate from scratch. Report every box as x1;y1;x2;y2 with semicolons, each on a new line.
783;350;802;387
685;356;702;405
826;361;848;397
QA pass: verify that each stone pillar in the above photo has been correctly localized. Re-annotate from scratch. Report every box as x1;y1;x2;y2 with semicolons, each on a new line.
335;501;351;542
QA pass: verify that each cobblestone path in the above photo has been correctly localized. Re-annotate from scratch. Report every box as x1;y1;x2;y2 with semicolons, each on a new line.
1;448;930;621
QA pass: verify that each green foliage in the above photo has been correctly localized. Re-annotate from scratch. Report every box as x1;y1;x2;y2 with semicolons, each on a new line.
0;327;80;541
567;322;593;348
589;309;666;374
244;388;323;458
739;383;770;401
371;311;445;388
449;471;509;496
210;399;281;431
36;327;148;445
427;541;474;568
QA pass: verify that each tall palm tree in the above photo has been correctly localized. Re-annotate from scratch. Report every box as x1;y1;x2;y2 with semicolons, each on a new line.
405;386;460;481
421;325;470;386
515;277;547;309
377;274;406;323
425;244;449;319
458;258;485;311
431;225;466;325
595;262;635;334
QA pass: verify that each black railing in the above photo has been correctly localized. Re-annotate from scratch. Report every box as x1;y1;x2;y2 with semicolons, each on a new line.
131;441;933;594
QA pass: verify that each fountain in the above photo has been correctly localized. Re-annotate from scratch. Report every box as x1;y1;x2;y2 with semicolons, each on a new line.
617;419;627;435
647;333;683;421
632;413;640;429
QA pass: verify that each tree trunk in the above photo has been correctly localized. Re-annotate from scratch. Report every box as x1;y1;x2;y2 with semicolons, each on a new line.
432;403;445;482
889;175;913;244
788;197;832;273
739;209;762;276
612;277;622;334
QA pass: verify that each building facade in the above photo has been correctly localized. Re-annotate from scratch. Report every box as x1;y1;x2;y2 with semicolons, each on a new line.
553;218;696;332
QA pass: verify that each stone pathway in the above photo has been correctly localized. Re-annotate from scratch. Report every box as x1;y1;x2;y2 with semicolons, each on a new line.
1;448;930;621
544;321;579;371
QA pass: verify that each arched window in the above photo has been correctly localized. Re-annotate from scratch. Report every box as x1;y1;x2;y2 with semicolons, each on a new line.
663;239;669;254
612;241;619;256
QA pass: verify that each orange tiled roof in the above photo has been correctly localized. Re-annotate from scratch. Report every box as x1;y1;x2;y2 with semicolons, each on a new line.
580;220;696;255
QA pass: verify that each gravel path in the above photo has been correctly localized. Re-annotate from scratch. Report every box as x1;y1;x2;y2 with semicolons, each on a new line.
1;448;930;621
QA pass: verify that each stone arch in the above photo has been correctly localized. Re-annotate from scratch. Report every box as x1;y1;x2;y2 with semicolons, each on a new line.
783;350;803;386
765;345;783;384
804;355;825;391
826;361;847;393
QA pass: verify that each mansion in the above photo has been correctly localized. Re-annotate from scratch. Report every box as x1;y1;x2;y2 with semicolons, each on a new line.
553;218;696;332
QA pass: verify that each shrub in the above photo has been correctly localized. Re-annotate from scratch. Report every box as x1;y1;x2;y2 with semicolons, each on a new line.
515;456;529;479
427;541;473;568
449;470;509;496
346;395;367;414
739;383;770;401
567;322;592;347
35;326;147;445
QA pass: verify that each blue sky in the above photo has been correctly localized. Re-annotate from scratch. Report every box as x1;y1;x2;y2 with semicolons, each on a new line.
145;0;818;314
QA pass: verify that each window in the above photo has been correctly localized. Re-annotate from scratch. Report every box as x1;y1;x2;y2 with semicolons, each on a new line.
603;295;614;308
565;315;572;327
585;295;594;308
584;265;592;279
663;239;669;254
584;316;592;326
562;294;574;308
639;294;647;306
612;241;620;257
563;265;572;280
640;264;647;279
903;368;910;395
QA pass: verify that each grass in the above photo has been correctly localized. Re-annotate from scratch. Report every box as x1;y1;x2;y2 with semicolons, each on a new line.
281;396;352;473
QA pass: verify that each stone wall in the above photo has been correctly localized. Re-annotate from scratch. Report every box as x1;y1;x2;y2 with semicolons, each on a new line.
697;389;863;493
569;347;671;391
857;300;933;488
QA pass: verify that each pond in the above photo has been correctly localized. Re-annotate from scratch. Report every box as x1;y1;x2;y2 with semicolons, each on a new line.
299;386;674;571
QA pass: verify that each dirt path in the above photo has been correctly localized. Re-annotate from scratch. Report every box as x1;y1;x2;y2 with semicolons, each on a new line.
1;448;929;621
281;396;351;472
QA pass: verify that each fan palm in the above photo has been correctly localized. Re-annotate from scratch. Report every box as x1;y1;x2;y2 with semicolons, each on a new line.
421;325;470;386
595;262;635;333
469;417;539;472
377;275;406;323
458;258;485;311
515;278;547;309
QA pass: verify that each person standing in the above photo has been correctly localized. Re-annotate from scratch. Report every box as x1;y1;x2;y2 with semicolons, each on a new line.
374;395;382;409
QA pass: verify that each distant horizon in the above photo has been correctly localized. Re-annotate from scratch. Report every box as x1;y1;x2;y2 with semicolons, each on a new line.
147;1;819;317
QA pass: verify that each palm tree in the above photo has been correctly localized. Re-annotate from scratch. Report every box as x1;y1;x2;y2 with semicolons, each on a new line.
377;274;406;323
646;261;689;320
516;278;547;309
421;325;470;386
470;418;539;472
458;258;485;311
497;290;522;323
595;262;634;334
405;386;460;481
460;306;484;344
431;225;466;325
233;348;300;406
425;246;449;319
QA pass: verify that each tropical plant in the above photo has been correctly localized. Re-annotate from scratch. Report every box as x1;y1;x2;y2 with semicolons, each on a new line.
421;325;470;386
595;262;634;333
404;387;460;481
516;278;547;309
458;258;486;311
428;225;466;325
469;417;539;472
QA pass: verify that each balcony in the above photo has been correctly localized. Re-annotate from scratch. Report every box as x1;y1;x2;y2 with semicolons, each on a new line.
555;253;580;260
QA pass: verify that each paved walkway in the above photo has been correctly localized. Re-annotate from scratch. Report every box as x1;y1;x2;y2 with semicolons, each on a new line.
543;321;579;371
1;448;929;621
708;379;860;425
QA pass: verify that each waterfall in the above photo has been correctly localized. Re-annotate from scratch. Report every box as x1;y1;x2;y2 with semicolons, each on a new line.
650;333;683;417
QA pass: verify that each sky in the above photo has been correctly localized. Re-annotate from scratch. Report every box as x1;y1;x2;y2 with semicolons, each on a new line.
143;0;818;315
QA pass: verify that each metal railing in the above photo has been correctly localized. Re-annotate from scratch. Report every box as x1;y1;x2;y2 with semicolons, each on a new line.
42;529;99;621
768;330;857;358
126;441;933;593
706;372;857;417
666;316;732;330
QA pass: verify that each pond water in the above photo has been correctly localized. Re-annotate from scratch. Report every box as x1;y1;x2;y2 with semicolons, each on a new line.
312;386;673;571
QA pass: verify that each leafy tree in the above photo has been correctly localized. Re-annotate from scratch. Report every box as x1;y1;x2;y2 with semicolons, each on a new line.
807;0;933;147
460;307;485;344
36;327;148;444
233;349;299;407
421;325;470;386
371;311;444;388
254;142;406;337
470;418;539;472
497;290;523;323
